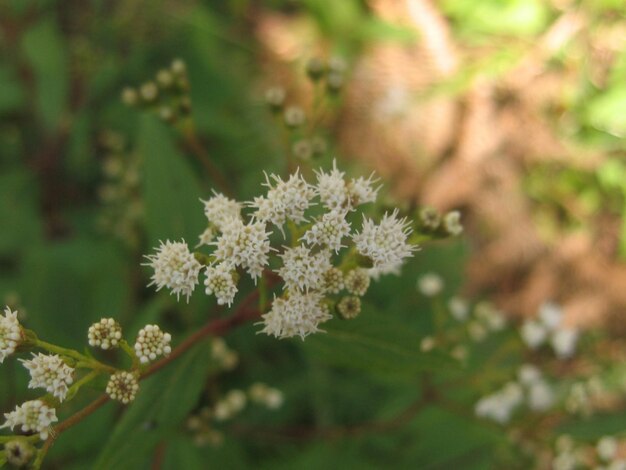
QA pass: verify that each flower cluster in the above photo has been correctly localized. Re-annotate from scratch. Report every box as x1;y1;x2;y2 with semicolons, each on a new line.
0;400;57;440
521;302;579;359
134;324;172;364
145;163;421;340
20;353;75;401
0;306;22;363
106;372;139;404
88;318;122;350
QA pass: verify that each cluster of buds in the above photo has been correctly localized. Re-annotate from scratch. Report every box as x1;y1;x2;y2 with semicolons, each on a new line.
144;162;436;340
211;338;238;371
97;130;143;247
121;58;191;123
416;207;464;239
305;56;347;93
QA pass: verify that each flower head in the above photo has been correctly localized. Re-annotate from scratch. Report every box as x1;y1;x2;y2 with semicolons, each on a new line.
134;325;172;364
520;320;548;350
552;328;578;359
204;263;238;306
1;400;58;440
20;354;74;401
260;291;332;340
315;161;349;211
144;240;202;302
277;246;332;292
417;272;443;297
322;267;344;294
301;210;350;253
0;306;22;363
88;318;122;350
337;295;361;319
212;218;272;281
347;174;379;207
443;210;463;236
201;192;242;230
344;268;370;296
106;371;139;404
352;210;416;272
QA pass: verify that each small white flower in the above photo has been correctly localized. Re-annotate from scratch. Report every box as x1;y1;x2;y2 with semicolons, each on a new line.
344;268;371;296
597;436;618;462
225;390;247;413
315;161;349;211
248;383;284;409
88;318;123;350
1;400;58;440
475;383;523;425
468;321;488;342
196;227;215;247
520;320;548;350
260;291;332;340
204;263;238;306
347;174;379;207
106;371;139;404
448;297;469;321
420;336;437;352
134;325;172;364
201;192;242;230
251;170;316;230
277;246;331;292
301;210;350;253
352;210;416;272
528;381;554;411
539;301;563;331
20;354;74;401
212;217;272;281
417;273;443;297
0;306;22;363
443;210;463;236
518;364;542;386
144;240;202;302
552;328;578;359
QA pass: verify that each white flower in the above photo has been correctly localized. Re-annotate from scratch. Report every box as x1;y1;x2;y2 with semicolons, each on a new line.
204;263;238;306
520;320;548;350
277;246;331;292
88;318;122;350
347;174;379;207
597;436;618;462
201;192;242;230
0;306;22;363
443;210;463;236
144;240;202;302
539;301;563;331
196;227;215;247
322;267;344;294
260;291;332;340
1;400;58;440
212;217;272;281
344;268;371;296
251;170;316;230
448;297;469;321
552;328;578;359
301;210;350;253
315;161;349;211
20;354;74;401
106;371;139;404
134;325;172;364
417;273;443;297
518;364;542;386
610;461;626;470
225;390;247;413
474;382;523;424
249;383;284;409
528;381;554;411
352;210;415;272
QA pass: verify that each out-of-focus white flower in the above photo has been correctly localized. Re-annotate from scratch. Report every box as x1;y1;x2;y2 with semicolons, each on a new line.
420;336;437;352
551;328;578;359
520;320;548;350
88;318;122;350
201;192;242;230
443;210;463;236
301;210;350;253
539;301;563;331
106;371;139;404
475;382;523;424
528;381;554;411
260;292;331;340
213;217;272;281
1;400;57;440
0;306;22;363
417;273;443;297
597;436;618;462
353;210;416;273
248;383;284;410
20;353;74;401
277;246;331;292
448;297;469;321
468;321;488;342
518;364;542;386
204;263;238;306
134;325;172;364
144;240;202;302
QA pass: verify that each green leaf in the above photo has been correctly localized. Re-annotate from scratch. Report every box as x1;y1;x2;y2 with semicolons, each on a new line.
94;342;214;470
0;65;25;115
139;115;205;248
586;87;626;137
304;308;457;378
21;18;68;131
557;410;626;440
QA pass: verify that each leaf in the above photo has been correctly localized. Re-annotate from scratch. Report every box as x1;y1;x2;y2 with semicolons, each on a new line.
21;18;68;131
94;342;214;470
557;410;626;440
304;308;457;378
139;115;205;248
0;65;25;115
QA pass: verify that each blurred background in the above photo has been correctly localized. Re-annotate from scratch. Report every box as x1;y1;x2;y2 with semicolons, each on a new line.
1;0;625;468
